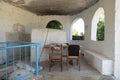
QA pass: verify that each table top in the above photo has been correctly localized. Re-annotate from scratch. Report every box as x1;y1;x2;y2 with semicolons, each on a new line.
44;43;68;48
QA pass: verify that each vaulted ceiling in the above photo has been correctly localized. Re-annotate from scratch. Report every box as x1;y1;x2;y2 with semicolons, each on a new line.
3;0;99;15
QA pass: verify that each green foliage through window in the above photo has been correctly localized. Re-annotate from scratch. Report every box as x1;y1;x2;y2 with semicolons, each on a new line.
72;28;85;40
72;29;79;36
71;18;85;40
46;20;63;30
96;12;105;41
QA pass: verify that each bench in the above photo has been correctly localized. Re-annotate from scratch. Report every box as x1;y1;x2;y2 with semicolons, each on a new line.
84;50;113;75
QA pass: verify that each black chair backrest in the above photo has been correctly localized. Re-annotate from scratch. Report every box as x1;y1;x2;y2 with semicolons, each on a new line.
68;45;80;56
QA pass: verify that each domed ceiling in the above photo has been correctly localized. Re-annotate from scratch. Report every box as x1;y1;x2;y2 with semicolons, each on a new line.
3;0;99;15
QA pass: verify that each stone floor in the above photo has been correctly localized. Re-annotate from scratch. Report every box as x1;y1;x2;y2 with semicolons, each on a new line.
26;57;115;80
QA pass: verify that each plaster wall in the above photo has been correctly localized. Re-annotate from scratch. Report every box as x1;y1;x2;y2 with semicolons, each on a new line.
31;28;67;61
114;0;120;79
0;1;38;42
31;16;72;61
1;0;116;75
0;1;38;64
0;1;72;63
72;0;115;60
37;15;72;42
0;1;71;41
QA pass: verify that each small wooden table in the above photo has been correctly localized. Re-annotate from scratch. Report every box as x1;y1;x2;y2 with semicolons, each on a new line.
44;43;68;56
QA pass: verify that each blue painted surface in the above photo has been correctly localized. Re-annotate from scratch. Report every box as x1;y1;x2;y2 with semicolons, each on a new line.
0;41;41;80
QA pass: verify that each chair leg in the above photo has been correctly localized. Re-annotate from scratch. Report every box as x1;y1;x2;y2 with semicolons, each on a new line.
49;60;52;72
78;59;80;71
76;60;78;65
67;59;69;71
61;59;62;72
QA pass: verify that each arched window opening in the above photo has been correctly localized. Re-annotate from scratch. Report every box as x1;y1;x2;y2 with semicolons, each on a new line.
91;7;105;41
46;20;63;30
71;18;85;40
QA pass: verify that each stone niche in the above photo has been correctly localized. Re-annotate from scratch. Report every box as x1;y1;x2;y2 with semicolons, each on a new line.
6;23;31;42
31;28;67;62
4;23;31;62
6;32;30;42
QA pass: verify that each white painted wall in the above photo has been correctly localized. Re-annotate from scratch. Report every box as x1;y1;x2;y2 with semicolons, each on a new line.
0;1;39;64
114;0;120;79
0;1;38;41
31;28;67;61
31;15;72;61
71;0;115;75
37;15;72;42
0;1;73;41
0;0;118;77
0;1;72;63
72;0;115;60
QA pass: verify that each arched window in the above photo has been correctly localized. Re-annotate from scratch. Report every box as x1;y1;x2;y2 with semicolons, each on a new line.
46;20;63;30
91;7;105;41
71;18;85;40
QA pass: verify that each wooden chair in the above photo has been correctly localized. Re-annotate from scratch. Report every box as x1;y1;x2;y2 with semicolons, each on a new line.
66;44;81;71
49;44;63;72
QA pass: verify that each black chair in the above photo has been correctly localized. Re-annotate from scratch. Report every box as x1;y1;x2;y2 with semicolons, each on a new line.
66;44;81;70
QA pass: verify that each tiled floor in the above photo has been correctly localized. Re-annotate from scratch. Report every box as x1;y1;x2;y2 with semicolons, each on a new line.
27;56;103;80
